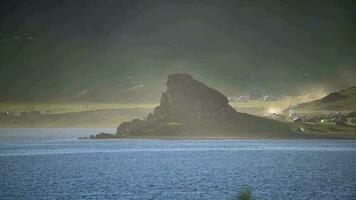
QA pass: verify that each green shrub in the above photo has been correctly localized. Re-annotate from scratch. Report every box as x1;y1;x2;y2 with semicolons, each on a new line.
153;122;183;135
163;122;182;127
233;188;253;200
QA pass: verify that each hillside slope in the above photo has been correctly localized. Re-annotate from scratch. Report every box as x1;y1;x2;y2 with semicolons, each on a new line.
292;86;356;112
1;0;355;101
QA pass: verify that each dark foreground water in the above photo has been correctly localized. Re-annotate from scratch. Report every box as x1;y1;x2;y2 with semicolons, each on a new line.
0;129;356;200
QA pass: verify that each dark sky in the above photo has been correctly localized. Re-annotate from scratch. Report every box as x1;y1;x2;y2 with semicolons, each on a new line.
0;0;355;101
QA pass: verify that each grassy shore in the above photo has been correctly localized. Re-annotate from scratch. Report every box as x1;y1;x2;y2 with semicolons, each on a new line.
0;101;292;128
0;102;157;114
0;101;355;138
0;100;298;115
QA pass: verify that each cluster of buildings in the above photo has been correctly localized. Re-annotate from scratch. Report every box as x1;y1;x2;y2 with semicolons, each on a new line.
286;112;356;125
228;95;281;102
0;111;13;116
228;88;282;102
0;110;48;117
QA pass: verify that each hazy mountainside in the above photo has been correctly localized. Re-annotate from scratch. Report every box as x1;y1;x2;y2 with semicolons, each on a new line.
0;0;355;102
292;86;356;112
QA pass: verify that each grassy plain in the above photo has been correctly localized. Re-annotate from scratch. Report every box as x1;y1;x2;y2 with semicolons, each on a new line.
0;100;293;125
0;98;355;135
0;102;155;128
0;102;157;114
0;101;287;128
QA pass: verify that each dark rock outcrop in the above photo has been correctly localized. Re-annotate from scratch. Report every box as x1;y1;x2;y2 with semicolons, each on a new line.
149;73;236;122
117;73;293;138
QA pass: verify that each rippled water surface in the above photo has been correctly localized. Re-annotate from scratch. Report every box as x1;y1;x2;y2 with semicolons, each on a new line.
1;128;356;200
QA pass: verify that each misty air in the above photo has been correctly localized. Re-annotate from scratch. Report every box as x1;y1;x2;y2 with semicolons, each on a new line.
0;0;355;199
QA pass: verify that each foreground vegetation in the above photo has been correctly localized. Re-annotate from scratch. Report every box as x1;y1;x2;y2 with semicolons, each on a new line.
233;188;253;200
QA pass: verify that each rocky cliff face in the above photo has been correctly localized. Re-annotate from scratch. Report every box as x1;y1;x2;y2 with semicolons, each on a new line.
150;73;236;122
117;73;292;137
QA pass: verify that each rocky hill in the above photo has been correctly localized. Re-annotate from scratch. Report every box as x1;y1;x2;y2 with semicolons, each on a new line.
291;86;356;113
115;73;293;138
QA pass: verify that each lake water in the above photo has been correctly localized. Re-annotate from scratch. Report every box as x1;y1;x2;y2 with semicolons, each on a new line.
0;128;356;200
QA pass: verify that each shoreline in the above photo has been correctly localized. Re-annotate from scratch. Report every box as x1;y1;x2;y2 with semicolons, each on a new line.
84;137;356;140
84;134;356;140
0;127;355;140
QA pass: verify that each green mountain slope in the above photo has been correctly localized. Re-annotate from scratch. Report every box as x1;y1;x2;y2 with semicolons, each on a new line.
0;0;355;102
292;86;356;112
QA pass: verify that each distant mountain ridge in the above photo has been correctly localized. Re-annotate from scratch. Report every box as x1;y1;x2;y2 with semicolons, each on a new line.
1;0;355;102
